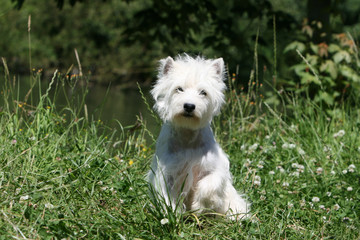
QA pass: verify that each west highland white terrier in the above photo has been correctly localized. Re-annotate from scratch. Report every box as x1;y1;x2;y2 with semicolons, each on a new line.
148;54;250;220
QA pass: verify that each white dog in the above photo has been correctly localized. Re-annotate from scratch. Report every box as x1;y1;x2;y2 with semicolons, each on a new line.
148;54;250;220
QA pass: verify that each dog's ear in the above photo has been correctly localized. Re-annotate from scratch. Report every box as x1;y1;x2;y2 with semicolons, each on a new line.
160;56;175;76
212;58;225;77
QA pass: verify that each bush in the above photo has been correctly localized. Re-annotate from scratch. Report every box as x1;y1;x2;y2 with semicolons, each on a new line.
284;20;360;106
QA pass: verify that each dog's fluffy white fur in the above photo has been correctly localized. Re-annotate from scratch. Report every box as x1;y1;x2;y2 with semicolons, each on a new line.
148;54;250;220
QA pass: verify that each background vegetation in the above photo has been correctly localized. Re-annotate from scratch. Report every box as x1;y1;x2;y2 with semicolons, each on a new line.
2;0;360;89
1;0;360;239
0;68;359;239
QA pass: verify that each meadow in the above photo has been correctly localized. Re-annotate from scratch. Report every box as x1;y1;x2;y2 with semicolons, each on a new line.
0;61;359;239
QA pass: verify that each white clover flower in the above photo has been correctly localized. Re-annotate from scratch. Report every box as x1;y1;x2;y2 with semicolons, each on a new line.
269;171;275;175
160;218;169;225
240;144;247;151
257;164;264;169
326;192;332;197
257;161;264;169
20;195;30;201
342;169;348;174
244;161;251;168
323;146;332;153
253;180;261;186
282;143;289;149
290;124;298;131
347;187;353;191
282;143;296;149
253;175;261;186
287;202;294;208
348;164;356;171
277;165;285;173
291;163;299;168
297;164;305;172
312;197;320;203
290;171;300;177
45;203;54;209
333;130;345;138
316;167;323;175
333;204;340;210
248;143;259;152
282;182;290;187
319;205;325;210
330;170;336;175
297;148;306;155
260;195;266;200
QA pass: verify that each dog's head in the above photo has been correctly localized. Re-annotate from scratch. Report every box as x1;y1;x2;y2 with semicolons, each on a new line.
151;54;226;129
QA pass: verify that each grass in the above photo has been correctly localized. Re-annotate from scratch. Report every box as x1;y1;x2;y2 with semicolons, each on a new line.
0;65;359;239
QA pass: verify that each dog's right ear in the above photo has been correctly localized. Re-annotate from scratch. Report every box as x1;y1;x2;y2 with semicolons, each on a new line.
160;56;175;76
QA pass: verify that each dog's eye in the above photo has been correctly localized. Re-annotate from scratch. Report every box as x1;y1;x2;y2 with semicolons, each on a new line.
176;87;184;93
199;90;207;96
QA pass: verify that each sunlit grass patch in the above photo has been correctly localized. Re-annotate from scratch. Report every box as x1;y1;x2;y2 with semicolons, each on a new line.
0;65;359;239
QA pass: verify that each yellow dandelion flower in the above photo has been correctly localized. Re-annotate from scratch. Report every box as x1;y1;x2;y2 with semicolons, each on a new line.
129;160;134;166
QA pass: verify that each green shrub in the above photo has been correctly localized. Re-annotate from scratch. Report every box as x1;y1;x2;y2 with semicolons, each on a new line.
284;20;360;106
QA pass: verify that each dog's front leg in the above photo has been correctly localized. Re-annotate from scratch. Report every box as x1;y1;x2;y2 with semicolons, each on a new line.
190;171;226;213
149;165;178;211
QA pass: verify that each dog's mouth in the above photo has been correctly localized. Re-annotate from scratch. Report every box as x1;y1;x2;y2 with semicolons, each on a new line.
182;112;194;118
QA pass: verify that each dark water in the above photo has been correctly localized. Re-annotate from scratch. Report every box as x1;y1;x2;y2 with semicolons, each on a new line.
1;76;160;140
84;84;159;134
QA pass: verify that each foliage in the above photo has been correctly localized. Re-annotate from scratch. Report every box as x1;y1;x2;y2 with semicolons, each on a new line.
1;0;160;85
284;20;360;106
1;1;360;237
11;0;103;9
2;0;360;88
1;62;359;238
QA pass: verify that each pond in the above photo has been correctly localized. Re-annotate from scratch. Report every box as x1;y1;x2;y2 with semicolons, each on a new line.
84;83;160;136
1;76;160;142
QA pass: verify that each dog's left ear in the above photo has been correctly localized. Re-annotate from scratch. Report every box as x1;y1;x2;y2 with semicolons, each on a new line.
212;58;225;78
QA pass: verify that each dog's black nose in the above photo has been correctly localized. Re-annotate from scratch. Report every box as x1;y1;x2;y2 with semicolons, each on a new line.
184;103;196;113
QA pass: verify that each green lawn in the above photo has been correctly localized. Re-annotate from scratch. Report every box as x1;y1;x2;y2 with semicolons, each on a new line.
0;72;359;239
